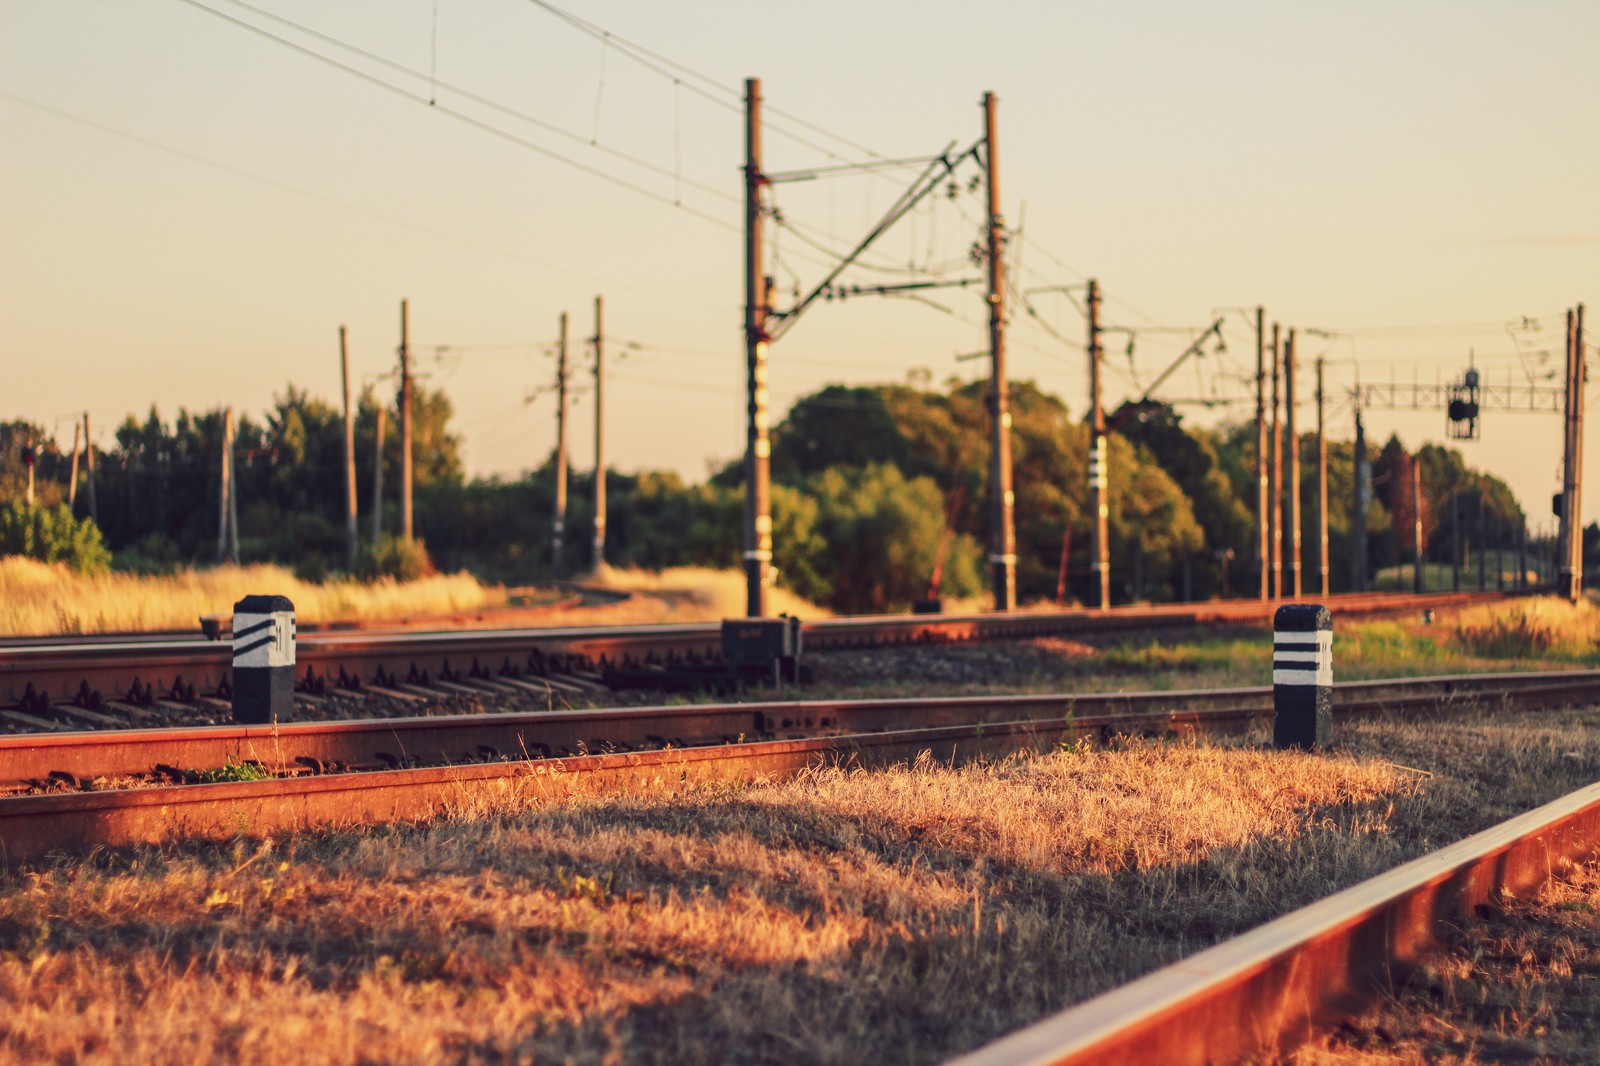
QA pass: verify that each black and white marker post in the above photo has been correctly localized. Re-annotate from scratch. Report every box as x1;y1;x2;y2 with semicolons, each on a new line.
232;595;296;725
1273;603;1332;750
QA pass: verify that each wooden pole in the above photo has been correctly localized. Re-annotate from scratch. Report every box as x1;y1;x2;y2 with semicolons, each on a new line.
1269;324;1282;598
592;295;607;571
984;91;1017;612
82;412;97;525
225;414;240;565
1351;407;1367;592
1451;491;1461;591
553;311;569;571
1088;279;1109;610
371;405;386;545
399;299;414;542
341;326;358;572
1255;306;1268;599
1285;329;1302;598
1055;525;1072;606
67;422;80;511
1316;356;1329;595
742;77;772;616
1413;458;1424;594
1574;304;1587;599
217;407;232;564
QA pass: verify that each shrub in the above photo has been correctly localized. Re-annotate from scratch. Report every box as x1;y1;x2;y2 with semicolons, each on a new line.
0;503;111;574
112;532;184;575
358;535;436;583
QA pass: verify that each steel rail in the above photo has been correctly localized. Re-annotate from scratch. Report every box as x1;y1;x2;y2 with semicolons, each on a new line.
947;778;1600;1066
0;666;1594;866
0;589;1500;708
0;667;1586;788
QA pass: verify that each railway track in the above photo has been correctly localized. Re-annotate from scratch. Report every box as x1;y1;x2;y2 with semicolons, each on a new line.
951;768;1600;1066
0;652;1593;1061
0;665;1592;867
0;588;1498;718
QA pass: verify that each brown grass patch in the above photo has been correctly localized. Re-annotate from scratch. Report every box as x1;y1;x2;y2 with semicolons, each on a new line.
3;708;1599;1064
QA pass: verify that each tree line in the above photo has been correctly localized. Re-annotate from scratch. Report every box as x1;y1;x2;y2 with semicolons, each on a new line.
0;375;1548;609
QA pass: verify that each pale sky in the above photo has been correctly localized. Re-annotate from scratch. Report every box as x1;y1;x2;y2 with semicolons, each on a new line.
2;0;1596;526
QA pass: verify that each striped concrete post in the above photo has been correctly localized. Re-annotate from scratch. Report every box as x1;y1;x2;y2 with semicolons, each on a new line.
1273;603;1331;750
232;595;295;725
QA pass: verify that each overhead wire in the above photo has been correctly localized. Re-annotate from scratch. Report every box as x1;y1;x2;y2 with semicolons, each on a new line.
174;0;740;233
214;0;740;207
0;89;736;314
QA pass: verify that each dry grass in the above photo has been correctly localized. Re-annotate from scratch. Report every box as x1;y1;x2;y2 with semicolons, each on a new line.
583;565;832;622
1450;596;1600;659
0;558;499;636
3;707;1600;1064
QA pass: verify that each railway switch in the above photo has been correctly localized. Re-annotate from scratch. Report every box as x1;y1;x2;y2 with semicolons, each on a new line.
1272;604;1332;750
232;594;296;725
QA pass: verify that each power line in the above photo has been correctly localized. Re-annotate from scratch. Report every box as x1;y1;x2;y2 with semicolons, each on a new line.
523;0;930;186
211;0;741;208
174;0;740;233
0;90;728;313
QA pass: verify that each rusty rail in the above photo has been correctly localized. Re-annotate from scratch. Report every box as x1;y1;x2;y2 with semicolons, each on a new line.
1;589;1501;709
0;667;1587;788
947;779;1600;1066
0;665;1594;866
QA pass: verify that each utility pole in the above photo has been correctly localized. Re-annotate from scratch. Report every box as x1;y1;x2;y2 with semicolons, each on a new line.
1412;458;1424;594
82;412;97;525
371;406;386;545
1269;324;1282;598
1351;406;1367;592
226;417;240;565
1087;278;1109;610
1477;479;1488;591
1316;356;1329;595
217;408;231;563
1255;306;1268;600
67;421;80;511
1285;329;1302;598
340;327;358;572
1575;304;1587;600
553;311;569;572
399;298;414;542
592;295;607;572
216;407;238;565
743;77;773;617
1560;305;1586;603
1451;491;1461;591
1518;522;1527;592
983;92;1016;612
1495;513;1504;591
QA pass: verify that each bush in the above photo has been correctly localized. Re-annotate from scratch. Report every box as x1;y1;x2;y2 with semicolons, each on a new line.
358;534;436;583
112;532;184;575
0;503;112;574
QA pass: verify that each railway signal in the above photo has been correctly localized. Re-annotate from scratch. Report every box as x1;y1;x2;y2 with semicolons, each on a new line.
1446;366;1480;440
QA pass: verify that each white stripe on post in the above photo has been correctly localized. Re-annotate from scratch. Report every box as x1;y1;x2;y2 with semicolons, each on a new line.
1273;604;1333;749
232;594;295;725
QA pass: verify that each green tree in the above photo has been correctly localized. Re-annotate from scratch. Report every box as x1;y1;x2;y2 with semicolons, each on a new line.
0;502;111;573
799;463;981;613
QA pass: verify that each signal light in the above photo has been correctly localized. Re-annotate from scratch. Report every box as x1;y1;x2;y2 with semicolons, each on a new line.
20;446;34;467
